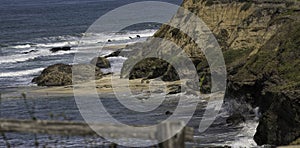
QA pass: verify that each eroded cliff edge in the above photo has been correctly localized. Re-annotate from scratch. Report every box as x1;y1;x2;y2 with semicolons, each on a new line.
121;0;300;146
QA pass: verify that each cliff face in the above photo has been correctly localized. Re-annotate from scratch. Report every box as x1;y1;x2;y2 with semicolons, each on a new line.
229;21;300;145
121;0;300;146
154;0;293;56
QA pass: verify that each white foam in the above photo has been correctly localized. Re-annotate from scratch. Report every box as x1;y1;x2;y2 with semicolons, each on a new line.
0;54;38;64
0;68;44;77
107;56;128;64
36;41;78;48
80;29;157;45
12;44;31;49
229;121;259;148
0;48;77;64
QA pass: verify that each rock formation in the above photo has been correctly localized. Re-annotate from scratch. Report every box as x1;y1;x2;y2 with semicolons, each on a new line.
90;57;111;68
32;63;103;86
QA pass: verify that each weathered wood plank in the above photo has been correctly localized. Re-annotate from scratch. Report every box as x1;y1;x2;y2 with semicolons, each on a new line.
157;121;187;148
0;119;193;143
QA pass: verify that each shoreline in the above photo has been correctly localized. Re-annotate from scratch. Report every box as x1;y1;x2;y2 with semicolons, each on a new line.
1;74;186;100
0;43;131;99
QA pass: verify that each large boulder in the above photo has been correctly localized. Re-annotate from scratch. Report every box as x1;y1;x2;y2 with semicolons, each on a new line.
124;57;175;80
32;63;103;86
90;57;111;68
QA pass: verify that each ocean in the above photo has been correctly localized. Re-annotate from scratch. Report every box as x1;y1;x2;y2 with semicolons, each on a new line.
0;0;259;147
0;0;181;88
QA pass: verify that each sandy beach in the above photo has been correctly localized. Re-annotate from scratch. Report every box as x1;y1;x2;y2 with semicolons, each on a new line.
28;74;184;97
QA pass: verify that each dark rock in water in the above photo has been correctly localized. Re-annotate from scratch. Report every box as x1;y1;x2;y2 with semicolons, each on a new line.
90;57;111;68
50;46;71;53
136;35;141;38
108;39;112;42
22;50;37;54
226;113;246;125
165;111;173;115
129;36;133;40
32;63;103;86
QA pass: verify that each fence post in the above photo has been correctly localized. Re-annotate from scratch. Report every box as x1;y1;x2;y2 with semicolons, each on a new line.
157;121;185;148
109;143;117;148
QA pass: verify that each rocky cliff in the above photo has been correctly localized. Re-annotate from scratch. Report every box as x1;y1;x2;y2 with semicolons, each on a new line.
121;0;300;146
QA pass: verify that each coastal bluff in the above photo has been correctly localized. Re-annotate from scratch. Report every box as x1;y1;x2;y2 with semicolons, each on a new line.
121;0;300;146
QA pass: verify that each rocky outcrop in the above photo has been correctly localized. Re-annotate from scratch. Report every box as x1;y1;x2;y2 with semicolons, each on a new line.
253;91;300;146
121;0;300;146
228;21;300;146
126;57;179;81
32;63;103;86
90;57;111;68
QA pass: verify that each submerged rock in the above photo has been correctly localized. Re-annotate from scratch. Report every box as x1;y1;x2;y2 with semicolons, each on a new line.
165;111;173;115
32;63;103;86
22;50;37;54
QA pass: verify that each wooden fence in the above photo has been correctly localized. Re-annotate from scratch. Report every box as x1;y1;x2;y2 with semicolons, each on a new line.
0;119;193;148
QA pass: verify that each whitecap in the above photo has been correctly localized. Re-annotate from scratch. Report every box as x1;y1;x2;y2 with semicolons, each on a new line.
80;29;157;45
0;48;77;64
0;68;44;77
229;121;259;148
36;41;78;48
12;44;31;49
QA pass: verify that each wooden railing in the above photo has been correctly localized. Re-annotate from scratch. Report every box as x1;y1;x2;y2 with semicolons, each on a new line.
0;119;193;148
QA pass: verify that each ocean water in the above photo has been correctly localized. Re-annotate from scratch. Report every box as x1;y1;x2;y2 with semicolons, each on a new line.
0;0;181;88
0;93;259;147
